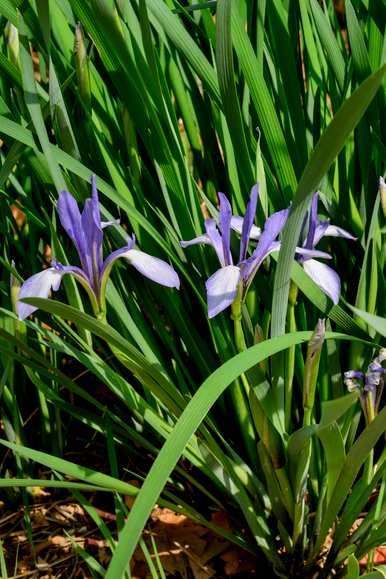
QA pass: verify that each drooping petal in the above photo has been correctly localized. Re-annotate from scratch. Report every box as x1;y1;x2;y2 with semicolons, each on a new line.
180;233;212;248
17;268;64;320
313;221;356;246
322;224;356;240
218;193;233;265
100;237;136;280
241;207;289;283
113;248;180;288
305;192;319;249
101;219;120;229
295;247;332;261
302;259;341;304
57;190;87;266
205;265;241;318
240;184;259;261
230;216;261;239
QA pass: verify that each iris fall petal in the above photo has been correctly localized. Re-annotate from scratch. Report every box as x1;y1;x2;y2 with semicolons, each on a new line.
303;259;341;304
205;265;241;318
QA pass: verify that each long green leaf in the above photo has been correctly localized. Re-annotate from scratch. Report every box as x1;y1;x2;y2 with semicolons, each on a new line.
216;0;253;190
18;11;66;192
0;440;139;495
349;306;386;338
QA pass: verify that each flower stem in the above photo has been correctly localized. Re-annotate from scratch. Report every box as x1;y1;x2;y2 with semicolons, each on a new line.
231;292;288;482
230;292;257;465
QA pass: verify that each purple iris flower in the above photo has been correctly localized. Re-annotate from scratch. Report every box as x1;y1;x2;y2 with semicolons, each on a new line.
181;185;289;318
297;192;356;305
344;349;386;423
17;176;180;320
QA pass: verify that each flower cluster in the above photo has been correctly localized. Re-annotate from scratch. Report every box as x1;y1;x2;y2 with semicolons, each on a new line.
344;349;386;424
17;178;356;322
181;186;355;317
17;176;179;320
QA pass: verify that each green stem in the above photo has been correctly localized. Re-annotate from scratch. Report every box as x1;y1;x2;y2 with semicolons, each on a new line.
232;294;288;477
231;293;248;352
230;294;257;465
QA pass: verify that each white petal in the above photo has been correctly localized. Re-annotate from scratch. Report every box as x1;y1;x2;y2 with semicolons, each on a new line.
180;234;211;248
17;268;63;320
323;224;356;240
231;216;261;240
296;247;332;259
205;265;241;318
123;249;180;288
101;218;120;229
303;259;341;305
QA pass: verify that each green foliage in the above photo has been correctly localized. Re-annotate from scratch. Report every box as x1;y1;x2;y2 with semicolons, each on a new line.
0;0;385;577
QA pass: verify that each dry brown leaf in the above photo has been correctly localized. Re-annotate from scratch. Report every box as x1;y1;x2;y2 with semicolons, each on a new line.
151;507;187;525
199;536;228;565
124;479;141;510
211;511;232;532
221;549;240;575
360;545;386;566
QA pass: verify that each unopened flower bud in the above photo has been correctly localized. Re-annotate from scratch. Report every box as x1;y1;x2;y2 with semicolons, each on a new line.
74;23;91;110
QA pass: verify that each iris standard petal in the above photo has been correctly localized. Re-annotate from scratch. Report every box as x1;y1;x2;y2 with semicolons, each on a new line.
241;207;289;283
218;193;233;266
230;216;261;239
80;176;105;286
120;249;180;288
302;259;341;304
81;196;104;286
57;190;87;263
17;268;64;320
259;207;289;248
90;175;101;219
205;265;241;318
305;192;319;249
240;184;259;262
